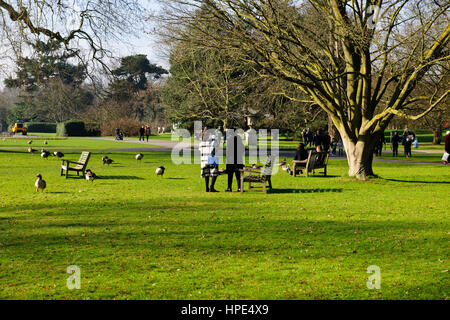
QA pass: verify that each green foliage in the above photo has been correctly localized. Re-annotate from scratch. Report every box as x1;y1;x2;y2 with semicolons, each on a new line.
25;122;57;133
4;39;93;123
4;40;86;92
111;55;168;101
57;120;86;137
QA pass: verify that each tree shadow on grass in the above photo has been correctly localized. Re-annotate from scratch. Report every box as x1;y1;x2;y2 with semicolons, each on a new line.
268;188;343;194
384;178;450;184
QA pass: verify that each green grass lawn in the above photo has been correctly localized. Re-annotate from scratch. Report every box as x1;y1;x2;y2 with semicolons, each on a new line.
0;143;449;299
0;135;160;150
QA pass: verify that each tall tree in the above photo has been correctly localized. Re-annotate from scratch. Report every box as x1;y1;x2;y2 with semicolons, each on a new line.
110;54;168;101
4;40;93;122
161;0;450;179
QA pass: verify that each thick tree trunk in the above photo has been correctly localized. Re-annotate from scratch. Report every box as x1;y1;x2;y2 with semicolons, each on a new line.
433;129;442;145
340;133;377;180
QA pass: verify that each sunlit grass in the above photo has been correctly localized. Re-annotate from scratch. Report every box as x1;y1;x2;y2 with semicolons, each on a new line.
0;140;448;299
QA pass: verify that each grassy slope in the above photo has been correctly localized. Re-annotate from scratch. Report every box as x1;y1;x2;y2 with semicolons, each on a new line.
0;148;448;300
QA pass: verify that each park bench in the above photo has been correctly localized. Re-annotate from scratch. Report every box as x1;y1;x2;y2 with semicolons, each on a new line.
240;156;274;193
292;150;328;177
60;151;91;178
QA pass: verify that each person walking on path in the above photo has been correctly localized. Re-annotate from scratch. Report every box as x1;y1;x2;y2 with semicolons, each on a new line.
391;131;401;157
139;125;145;142
145;125;151;142
225;129;245;192
403;128;415;158
443;131;450;165
199;127;219;192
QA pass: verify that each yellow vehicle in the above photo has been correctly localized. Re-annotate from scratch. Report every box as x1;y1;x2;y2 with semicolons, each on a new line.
11;120;27;135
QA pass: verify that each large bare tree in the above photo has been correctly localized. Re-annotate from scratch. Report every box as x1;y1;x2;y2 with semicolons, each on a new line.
160;0;450;179
0;0;146;77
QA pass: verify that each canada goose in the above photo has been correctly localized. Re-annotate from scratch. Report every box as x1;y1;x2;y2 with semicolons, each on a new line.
104;158;114;166
53;151;64;158
135;153;143;161
41;150;50;159
102;156;109;165
35;174;46;192
155;166;165;177
85;169;97;183
28;147;37;154
27;140;32;145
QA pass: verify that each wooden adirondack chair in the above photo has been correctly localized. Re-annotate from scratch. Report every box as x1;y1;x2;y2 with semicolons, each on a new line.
240;156;274;193
292;150;328;177
60;151;91;178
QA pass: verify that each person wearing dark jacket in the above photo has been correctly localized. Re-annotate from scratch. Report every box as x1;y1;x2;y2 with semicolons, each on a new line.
288;143;308;175
139;125;145;142
306;129;313;147
402;128;415;158
225;129;245;192
391;131;401;157
313;130;322;148
322;131;331;152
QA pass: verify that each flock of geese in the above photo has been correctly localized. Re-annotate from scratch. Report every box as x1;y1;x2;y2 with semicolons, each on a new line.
26;140;165;193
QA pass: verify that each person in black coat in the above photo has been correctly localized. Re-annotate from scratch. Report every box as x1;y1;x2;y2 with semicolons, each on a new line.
391;131;401;157
306;128;313;147
138;125;145;142
288;143;308;175
322;131;331;152
313;130;322;148
225;130;245;192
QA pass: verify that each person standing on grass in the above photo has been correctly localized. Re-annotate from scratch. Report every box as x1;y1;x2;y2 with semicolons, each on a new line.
145;125;151;142
302;129;307;145
313;129;322;149
225;129;245;192
200;127;219;192
322;131;331;153
391;131;401;157
375;134;384;157
443;131;450;165
139;125;145;142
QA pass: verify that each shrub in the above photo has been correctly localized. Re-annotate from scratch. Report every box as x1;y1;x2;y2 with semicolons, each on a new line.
57;120;86;137
101;118;142;137
25;122;57;133
84;122;101;137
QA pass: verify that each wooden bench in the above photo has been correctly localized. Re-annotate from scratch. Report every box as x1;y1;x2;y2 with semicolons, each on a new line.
60;151;91;178
240;156;274;193
292;150;328;177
